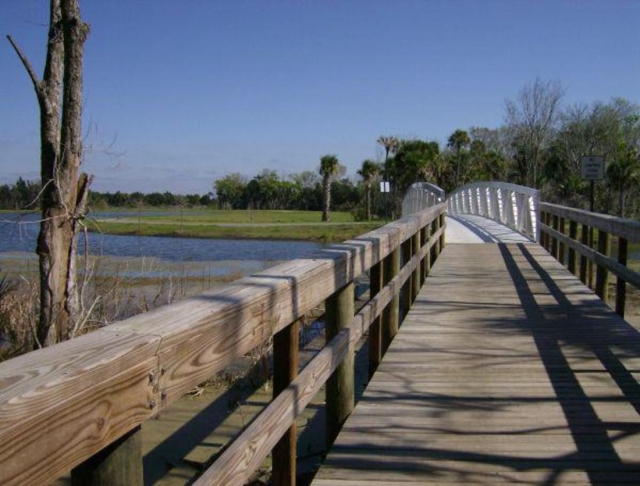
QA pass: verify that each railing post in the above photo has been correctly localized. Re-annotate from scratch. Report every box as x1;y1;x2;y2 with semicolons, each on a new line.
539;211;546;250
616;237;628;317
432;215;441;261
588;226;596;289
579;223;589;285
543;211;551;251
595;231;611;303
424;224;432;279
411;230;421;303
382;247;400;353
71;426;143;486
420;225;428;285
558;217;566;265
551;214;559;260
439;213;446;251
568;220;578;275
272;320;299;486
368;261;383;379
325;282;355;448
539;210;547;250
401;238;412;322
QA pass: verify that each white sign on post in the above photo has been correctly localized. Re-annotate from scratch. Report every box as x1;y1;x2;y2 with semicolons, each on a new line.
580;156;605;180
380;181;390;193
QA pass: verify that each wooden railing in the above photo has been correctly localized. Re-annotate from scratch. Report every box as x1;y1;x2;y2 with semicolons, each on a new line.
0;204;447;486
539;202;640;317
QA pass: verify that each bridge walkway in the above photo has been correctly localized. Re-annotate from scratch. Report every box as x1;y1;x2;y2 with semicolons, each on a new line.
311;242;640;485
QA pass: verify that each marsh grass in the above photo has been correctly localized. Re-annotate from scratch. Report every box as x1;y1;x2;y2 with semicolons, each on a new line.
0;255;251;360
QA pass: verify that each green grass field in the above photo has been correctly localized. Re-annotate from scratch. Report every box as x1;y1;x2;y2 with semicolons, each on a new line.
90;209;384;242
117;209;358;224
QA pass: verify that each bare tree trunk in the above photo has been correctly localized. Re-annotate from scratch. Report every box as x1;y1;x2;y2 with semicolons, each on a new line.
8;0;91;347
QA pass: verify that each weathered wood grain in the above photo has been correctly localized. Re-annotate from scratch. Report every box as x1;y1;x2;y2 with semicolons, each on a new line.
192;225;436;485
0;205;446;485
0;329;159;485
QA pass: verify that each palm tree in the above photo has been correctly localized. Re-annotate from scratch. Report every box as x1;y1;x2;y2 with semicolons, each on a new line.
319;154;340;222
358;159;380;220
447;129;470;187
377;135;400;162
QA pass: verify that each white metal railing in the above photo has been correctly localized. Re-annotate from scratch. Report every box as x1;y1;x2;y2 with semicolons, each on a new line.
402;182;446;216
447;182;539;240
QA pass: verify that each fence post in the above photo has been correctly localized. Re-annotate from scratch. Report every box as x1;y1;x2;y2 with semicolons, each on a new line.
551;214;559;260
424;225;432;279
439;213;446;251
382;247;400;353
588;226;596;289
595;231;611;303
325;282;355;448
420;225;428;285
368;261;383;379
70;426;143;486
579;223;589;285
400;238;412;322
411;230;421;303
272;320;299;486
568;220;577;275
539;211;547;250
616;237;628;317
558;217;566;265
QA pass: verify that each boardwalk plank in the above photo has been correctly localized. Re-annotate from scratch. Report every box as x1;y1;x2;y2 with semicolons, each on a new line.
312;243;640;485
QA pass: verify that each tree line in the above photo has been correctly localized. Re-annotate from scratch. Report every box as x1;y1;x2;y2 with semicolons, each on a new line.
5;88;638;222
215;83;639;220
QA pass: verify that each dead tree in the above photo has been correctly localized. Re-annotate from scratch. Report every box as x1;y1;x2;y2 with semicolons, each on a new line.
7;0;92;347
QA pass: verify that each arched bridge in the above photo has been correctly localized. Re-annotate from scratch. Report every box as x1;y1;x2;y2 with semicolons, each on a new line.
1;182;639;485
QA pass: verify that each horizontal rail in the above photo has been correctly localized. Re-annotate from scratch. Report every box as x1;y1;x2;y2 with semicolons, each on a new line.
447;181;538;240
539;202;640;243
195;224;445;485
0;203;447;485
538;202;639;318
540;223;640;288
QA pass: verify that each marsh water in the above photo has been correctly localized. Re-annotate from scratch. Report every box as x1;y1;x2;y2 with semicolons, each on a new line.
0;212;322;278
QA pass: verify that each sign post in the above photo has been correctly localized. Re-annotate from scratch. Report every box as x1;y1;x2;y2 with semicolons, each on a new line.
580;156;605;289
580;156;605;212
380;181;390;223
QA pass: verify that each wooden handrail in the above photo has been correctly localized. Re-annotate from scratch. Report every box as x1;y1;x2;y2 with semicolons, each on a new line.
0;203;446;486
538;202;639;317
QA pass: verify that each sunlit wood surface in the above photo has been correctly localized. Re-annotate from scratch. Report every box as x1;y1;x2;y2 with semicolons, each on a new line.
312;243;640;485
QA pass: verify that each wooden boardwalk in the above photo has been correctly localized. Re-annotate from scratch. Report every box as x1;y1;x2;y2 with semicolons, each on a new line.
312;243;640;485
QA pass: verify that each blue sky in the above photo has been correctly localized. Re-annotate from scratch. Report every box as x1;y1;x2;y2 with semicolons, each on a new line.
1;1;638;194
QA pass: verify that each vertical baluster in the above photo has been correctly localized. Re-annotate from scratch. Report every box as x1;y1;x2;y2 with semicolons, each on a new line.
400;238;412;322
551;214;559;260
71;426;143;486
382;247;400;353
412;230;421;303
368;261;383;379
325;282;355;448
558;217;566;265
568;220;577;275
595;231;611;303
272;320;299;486
579;223;589;285
616;237;628;317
